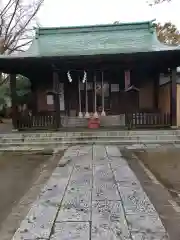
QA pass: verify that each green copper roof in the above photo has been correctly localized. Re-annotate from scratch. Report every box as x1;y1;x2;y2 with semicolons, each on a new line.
3;20;180;59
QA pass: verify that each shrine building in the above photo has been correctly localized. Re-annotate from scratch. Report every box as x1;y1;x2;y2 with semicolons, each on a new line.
0;20;180;130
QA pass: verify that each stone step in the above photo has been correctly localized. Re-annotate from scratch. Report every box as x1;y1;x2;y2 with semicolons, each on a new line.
0;134;178;143
0;146;67;152
0;130;178;138
0;139;179;148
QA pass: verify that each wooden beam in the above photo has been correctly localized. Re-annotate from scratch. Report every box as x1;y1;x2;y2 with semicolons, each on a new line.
9;74;18;130
154;73;159;109
170;68;177;127
30;80;38;114
53;71;61;128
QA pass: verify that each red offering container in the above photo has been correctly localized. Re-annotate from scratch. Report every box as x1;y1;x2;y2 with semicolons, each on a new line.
88;117;100;129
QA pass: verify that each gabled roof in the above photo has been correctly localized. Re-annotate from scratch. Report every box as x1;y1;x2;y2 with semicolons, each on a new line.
1;20;180;60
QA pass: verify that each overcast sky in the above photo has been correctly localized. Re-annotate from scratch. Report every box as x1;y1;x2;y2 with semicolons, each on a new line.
38;0;180;28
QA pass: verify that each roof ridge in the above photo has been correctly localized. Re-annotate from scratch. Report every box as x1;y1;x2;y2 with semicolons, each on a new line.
35;19;156;37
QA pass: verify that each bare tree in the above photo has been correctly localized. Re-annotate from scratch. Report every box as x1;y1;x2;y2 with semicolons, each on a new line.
0;0;44;85
147;0;171;6
0;0;44;55
153;0;171;3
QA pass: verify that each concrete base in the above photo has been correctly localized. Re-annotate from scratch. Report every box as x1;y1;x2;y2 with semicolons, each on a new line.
12;129;18;132
171;126;178;129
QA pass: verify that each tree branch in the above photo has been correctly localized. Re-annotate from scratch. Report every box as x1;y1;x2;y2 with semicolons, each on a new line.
5;0;20;39
0;0;44;55
7;39;32;54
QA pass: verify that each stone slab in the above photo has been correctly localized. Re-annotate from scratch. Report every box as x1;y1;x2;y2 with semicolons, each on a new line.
173;144;180;148
109;156;129;169
91;200;131;240
119;186;157;215
57;180;91;222
113;165;138;182
144;144;161;148
93;145;107;160
57;150;92;222
106;145;122;157
93;164;120;201
131;232;169;240
50;222;89;240
12;202;58;240
126;213;166;233
12;147;76;240
56;190;91;222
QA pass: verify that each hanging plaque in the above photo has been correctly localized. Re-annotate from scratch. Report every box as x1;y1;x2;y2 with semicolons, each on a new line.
47;94;54;105
111;84;119;92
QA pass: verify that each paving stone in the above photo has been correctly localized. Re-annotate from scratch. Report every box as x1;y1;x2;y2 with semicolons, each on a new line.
127;144;146;149
173;144;180;148
57;182;91;222
63;146;80;157
144;144;161;148
77;145;92;156
93;164;120;200
106;145;122;157
93;156;110;166
113;165;138;182
69;171;92;189
12;202;58;240
119;186;157;215
50;222;89;240
111;152;157;216
109;156;129;169
74;155;92;167
57;154;92;221
52;163;74;178
91;200;131;240
92;181;120;201
126;213;166;233
93;145;107;160
12;148;74;240
57;189;91;221
93;164;113;181
38;178;70;206
131;232;169;240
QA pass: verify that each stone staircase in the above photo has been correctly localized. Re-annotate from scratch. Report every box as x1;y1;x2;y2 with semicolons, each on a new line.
0;130;180;150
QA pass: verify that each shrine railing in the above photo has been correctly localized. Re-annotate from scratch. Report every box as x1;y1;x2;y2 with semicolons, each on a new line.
16;111;171;130
125;112;171;129
17;111;57;130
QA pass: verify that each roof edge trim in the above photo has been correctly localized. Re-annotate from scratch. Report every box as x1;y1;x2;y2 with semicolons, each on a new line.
35;19;156;37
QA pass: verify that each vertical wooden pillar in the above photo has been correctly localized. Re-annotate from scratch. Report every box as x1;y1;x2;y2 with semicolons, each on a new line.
84;75;89;118
154;73;159;110
30;80;37;114
101;71;106;116
53;71;61;128
93;72;98;118
10;74;18;130
78;76;83;117
109;80;112;113
170;68;177;127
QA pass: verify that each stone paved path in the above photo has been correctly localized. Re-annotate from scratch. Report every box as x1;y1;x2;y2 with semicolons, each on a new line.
12;145;168;240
